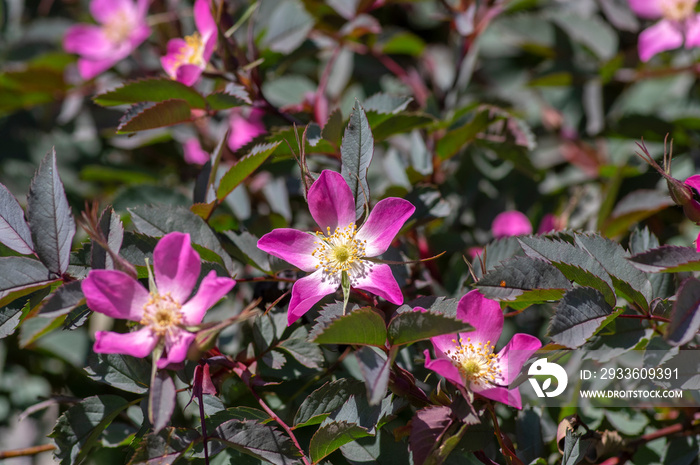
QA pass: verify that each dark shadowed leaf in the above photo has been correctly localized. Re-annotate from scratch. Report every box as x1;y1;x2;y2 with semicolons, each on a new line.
0;257;54;292
322;109;344;146
0;182;34;254
223;230;271;273
575;234;651;311
603;189;675;237
409;406;453;465
93;77;207;108
128;205;234;273
628;245;700;273
629;226;660;255
27;149;75;276
117;99;193;133
0;298;26;339
150;370;176;433
39;281;84;317
666;277;700;346
519;236;616;306
329;393;404;434
387;310;471;346
205;91;245;111
561;430;597;465
85;353;151;394
341;101;374;220
311;307;387;346
355;346;390;406
549;287;616;349
477;256;571;302
212;419;301;465
129;427;201;464
309;421;371;463
118;231;158;266
50;395;131;465
217;142;281;201
293;378;364;428
91;207;124;270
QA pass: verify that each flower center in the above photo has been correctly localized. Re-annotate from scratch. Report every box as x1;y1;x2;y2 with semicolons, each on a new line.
445;337;501;386
177;33;206;67
312;223;367;275
103;9;133;43
140;293;183;337
661;0;696;22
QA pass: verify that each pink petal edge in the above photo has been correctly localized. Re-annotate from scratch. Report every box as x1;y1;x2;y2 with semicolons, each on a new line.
307;170;357;233
153;232;200;304
257;228;320;272
82;269;149;321
94;327;158;358
356;197;415;257
287;269;339;325
180;270;236;326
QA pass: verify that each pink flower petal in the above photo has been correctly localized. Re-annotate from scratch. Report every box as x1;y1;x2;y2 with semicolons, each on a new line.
90;0;135;24
685;14;700;47
494;333;541;385
257;228;320;272
430;333;461;356
180;270;235;325
473;384;522;409
127;23;151;51
352;262;403;304
158;330;196;368
491;211;532;238
627;0;663;19
94;327;158;358
63;25;113;59
288;269;339;325
176;64;205;86
424;349;465;388
308;170;357;233
183;138;210;165
638;20;684;61
537;213;558;234
154;232;200;304
685;174;700;193
161;38;188;79
194;0;217;39
356;198;415;257
456;290;503;347
77;57;119;80
82;269;149;321
227;109;266;151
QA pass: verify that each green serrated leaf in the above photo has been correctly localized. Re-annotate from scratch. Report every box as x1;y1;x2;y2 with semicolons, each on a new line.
341;101;374;220
84;353;152;394
311;307;387;346
548;287;616;349
278;338;324;369
50;395;132;465
603;189;675;237
561;430;597;465
94;77;207;108
38;281;84;317
477;255;571;302
205;91;245;111
0;257;54;293
117;99;193;133
0;182;34;254
519;236;616;306
217;142;281;200
309;421;372;463
322;108;344;145
408;406;453;465
27;149;76;276
435;110;491;160
628;245;700;273
294;379;365;428
150;370;176;434
91;207;124;270
387;310;471;346
128;427;201;464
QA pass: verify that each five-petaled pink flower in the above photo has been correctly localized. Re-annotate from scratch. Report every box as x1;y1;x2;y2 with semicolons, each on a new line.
257;170;415;325
228;108;266;152
628;0;700;61
63;0;151;80
161;0;217;86
422;290;541;409
82;232;235;368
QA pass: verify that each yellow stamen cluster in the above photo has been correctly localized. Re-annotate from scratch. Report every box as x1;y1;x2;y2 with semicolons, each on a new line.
311;223;367;275
445;337;501;386
140;292;183;337
103;10;133;43
661;0;695;21
175;33;206;68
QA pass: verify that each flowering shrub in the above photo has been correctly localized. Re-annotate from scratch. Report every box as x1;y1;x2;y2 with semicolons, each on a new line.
3;1;700;464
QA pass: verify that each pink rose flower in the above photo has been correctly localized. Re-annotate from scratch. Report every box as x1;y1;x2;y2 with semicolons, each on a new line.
161;0;217;86
628;0;700;61
82;232;235;368
227;108;266;152
257;170;415;325
423;290;541;409
183;137;210;165
491;210;533;238
63;0;151;79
